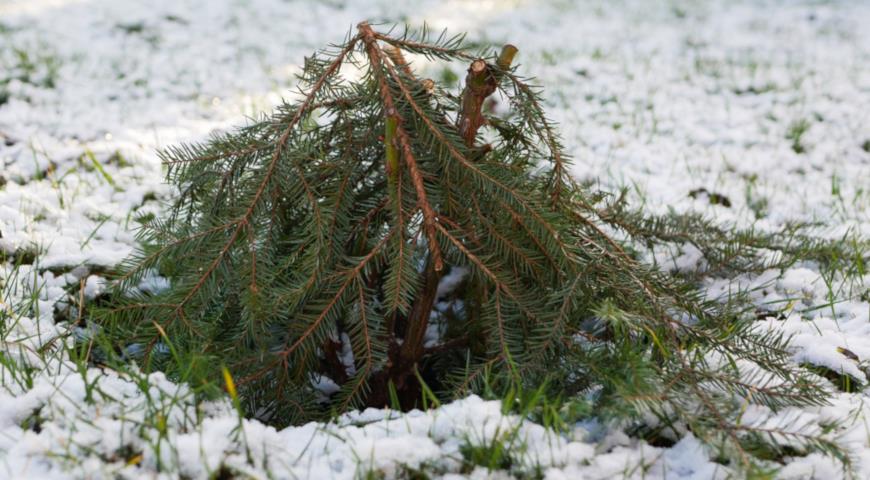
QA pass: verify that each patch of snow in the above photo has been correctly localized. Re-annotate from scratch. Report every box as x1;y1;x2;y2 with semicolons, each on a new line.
436;265;469;300
2;0;870;478
81;274;105;300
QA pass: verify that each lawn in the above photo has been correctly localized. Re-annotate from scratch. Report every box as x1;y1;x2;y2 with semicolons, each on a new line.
1;0;869;478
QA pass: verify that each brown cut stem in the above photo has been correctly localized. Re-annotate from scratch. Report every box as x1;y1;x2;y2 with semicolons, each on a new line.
457;44;518;149
497;44;518;71
397;258;440;379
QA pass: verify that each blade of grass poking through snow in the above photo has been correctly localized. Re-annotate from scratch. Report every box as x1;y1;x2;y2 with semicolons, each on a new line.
223;366;252;464
84;148;118;189
414;365;441;409
223;366;239;404
80;215;110;249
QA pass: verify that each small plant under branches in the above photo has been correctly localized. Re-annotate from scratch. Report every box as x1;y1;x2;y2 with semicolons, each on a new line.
94;23;856;470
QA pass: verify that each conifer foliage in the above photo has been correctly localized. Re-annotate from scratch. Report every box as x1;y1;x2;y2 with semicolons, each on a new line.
98;23;841;464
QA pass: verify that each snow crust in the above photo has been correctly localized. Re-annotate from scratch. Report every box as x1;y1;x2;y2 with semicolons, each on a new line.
1;0;869;478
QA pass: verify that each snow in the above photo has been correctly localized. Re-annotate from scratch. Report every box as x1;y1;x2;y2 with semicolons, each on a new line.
437;266;469;300
82;274;106;300
1;0;870;478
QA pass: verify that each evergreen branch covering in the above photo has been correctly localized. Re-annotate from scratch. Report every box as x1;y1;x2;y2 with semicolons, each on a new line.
92;22;861;471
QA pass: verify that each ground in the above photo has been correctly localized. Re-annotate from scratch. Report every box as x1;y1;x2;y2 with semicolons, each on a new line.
1;0;869;478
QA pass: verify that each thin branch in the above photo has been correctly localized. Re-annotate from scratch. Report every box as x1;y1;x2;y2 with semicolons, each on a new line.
377;45;571;265
170;36;360;321
359;21;444;272
278;230;392;358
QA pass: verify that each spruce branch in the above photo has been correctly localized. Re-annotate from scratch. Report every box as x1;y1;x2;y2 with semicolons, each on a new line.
360;21;443;272
89;22;855;470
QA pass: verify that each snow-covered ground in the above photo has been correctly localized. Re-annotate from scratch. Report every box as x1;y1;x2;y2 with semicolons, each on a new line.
1;0;869;478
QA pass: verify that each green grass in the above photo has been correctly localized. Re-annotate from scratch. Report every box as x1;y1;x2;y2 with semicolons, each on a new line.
3;181;863;477
2;3;869;477
786;118;811;154
0;42;60;94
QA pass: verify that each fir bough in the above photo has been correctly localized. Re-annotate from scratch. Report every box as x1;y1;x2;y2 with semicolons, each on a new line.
95;23;851;469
